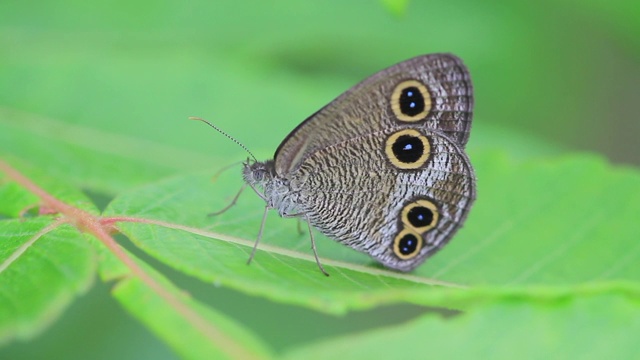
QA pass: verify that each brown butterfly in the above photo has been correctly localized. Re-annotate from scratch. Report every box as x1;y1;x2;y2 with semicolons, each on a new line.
198;53;476;275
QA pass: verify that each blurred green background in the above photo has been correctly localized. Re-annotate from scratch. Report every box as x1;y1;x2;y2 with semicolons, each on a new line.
1;0;638;358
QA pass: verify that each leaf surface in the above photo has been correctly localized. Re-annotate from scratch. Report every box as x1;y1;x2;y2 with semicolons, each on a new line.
104;151;640;313
283;294;640;359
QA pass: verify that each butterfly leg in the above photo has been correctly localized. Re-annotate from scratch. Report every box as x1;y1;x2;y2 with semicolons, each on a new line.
247;205;269;265
248;209;329;276
281;212;329;276
208;183;247;216
304;216;330;277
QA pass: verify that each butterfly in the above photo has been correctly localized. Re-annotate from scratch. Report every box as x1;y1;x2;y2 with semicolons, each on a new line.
197;53;475;275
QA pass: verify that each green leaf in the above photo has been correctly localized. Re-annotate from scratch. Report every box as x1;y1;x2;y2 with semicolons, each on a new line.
92;241;273;360
104;151;640;313
0;166;99;343
0;163;271;358
426;152;640;286
0;182;39;218
88;224;273;359
0;219;95;344
110;277;272;360
283;293;640;359
0;160;103;217
1;0;638;357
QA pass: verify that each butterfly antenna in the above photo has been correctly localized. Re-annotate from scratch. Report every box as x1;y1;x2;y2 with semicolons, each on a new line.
189;116;257;162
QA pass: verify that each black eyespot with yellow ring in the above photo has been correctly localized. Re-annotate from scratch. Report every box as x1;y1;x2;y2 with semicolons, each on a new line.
384;129;431;169
401;199;439;233
391;80;432;122
392;228;423;259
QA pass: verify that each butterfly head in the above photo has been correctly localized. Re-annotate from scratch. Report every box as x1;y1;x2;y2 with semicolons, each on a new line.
242;159;276;188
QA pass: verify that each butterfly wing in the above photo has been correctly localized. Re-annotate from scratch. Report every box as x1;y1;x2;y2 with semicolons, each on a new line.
274;53;473;175
290;125;475;271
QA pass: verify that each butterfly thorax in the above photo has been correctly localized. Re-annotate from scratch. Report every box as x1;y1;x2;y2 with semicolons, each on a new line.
243;160;303;217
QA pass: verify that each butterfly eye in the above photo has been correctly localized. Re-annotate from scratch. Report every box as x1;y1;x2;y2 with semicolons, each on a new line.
391;80;432;122
392;229;423;259
401;199;440;233
384;129;431;169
